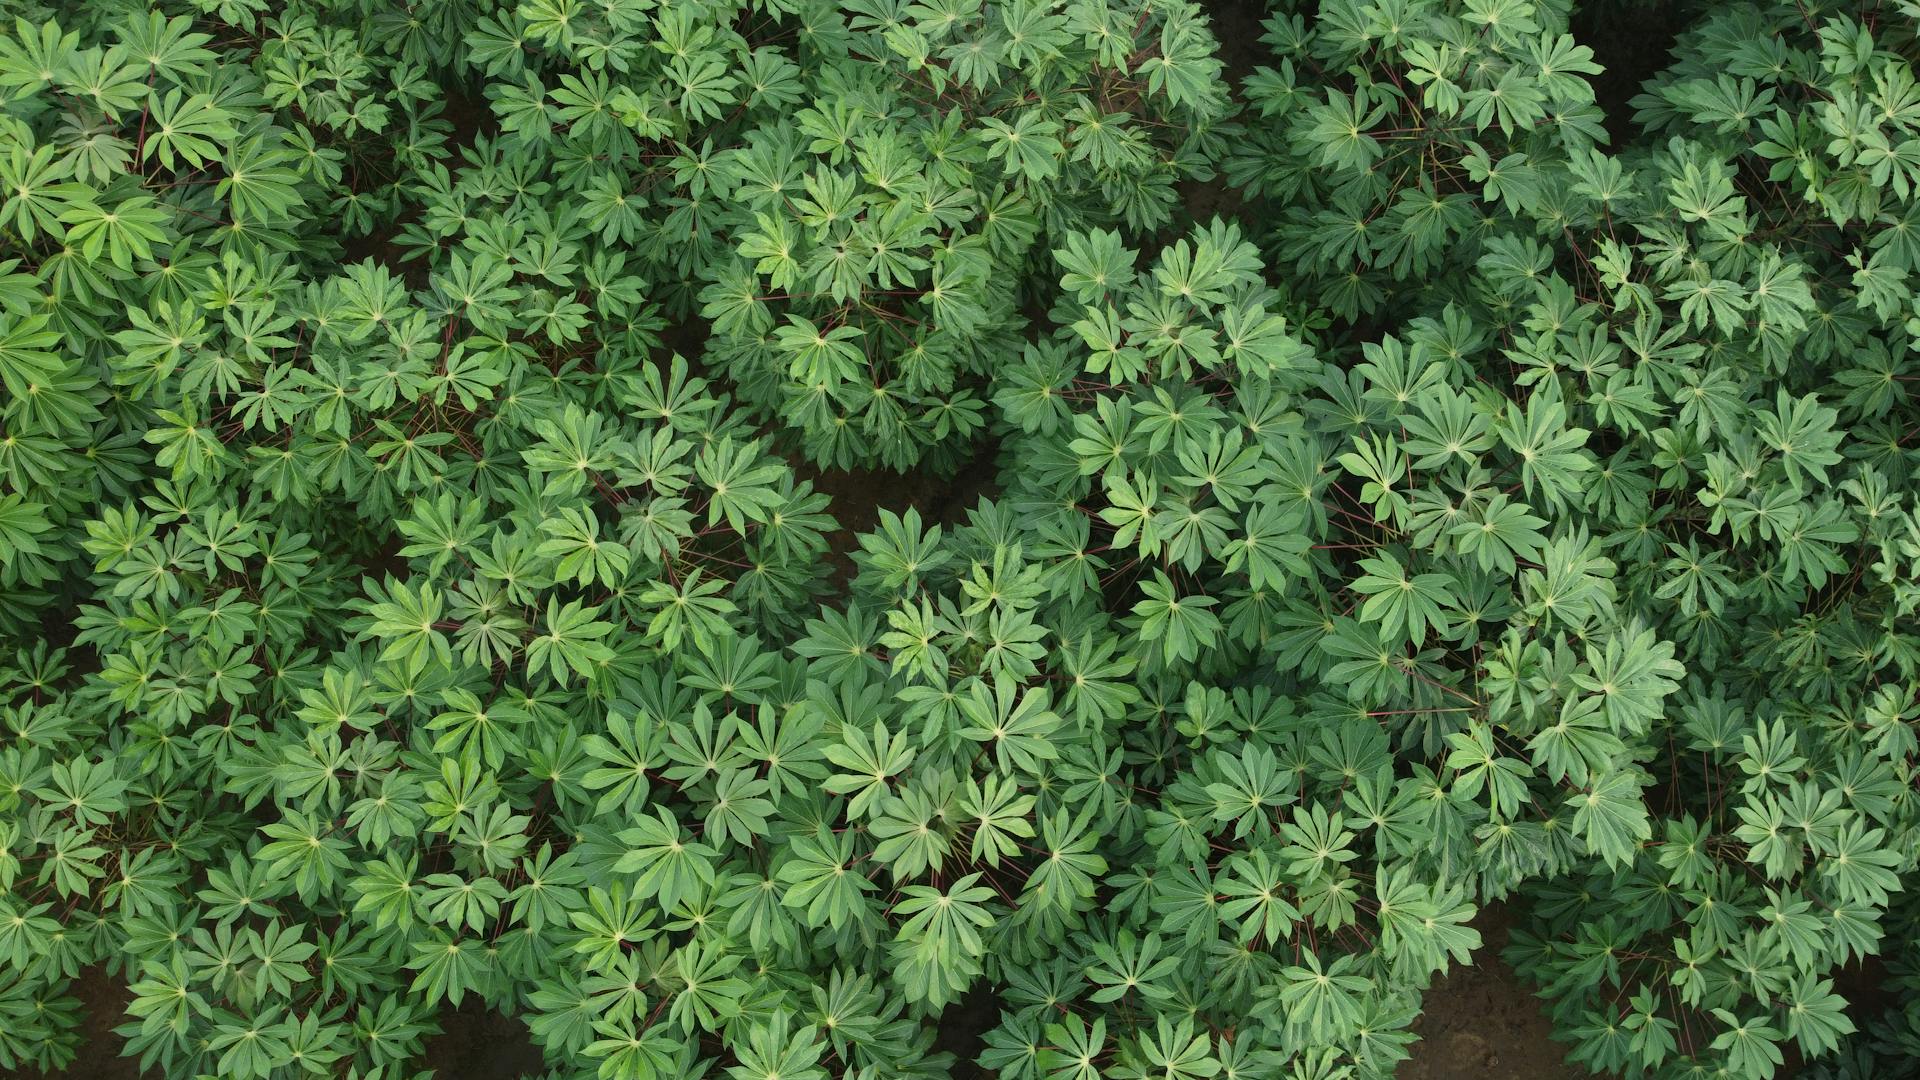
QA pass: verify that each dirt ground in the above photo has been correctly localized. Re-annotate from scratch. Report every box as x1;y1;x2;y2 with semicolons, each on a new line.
9;967;134;1080
798;436;1003;587
1398;907;1587;1080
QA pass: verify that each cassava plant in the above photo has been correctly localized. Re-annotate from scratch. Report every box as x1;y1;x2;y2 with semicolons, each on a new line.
0;0;1916;1079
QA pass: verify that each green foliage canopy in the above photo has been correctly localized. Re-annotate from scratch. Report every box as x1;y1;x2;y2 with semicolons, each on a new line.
0;0;1918;1079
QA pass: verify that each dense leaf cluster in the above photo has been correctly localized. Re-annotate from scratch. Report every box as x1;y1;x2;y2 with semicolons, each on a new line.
0;0;1918;1078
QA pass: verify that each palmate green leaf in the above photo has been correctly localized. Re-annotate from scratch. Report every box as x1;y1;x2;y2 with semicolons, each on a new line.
32;755;126;829
144;404;234;480
394;495;488;576
1733;793;1800;880
1708;1011;1785;1080
245;921;316;1000
1342;766;1431;860
257;812;352;901
1781;974;1855;1058
580;704;665;816
823;717;916;819
854;506;949;594
1099;468;1161;551
1317;616;1404;703
978;109;1064;184
1204;742;1294;839
348;852;421;933
207;1006;292;1080
1818;820;1903;907
100;847;184;919
1352;551;1454;645
1131;570;1220;664
1218;501;1311;593
1772;497;1859;589
1372;868;1480;974
1270;949;1371;1042
880;594;948;681
0;896;59;968
1124;1015;1222;1080
1735;716;1806;797
1278;802;1359;882
959;772;1034;867
0;312;65;399
1073;303;1148;382
37;823;107;897
1056;632;1139;729
537;506;631;588
734;703;828;801
638;569;736;652
775;315;866;386
1087;929;1180;1005
1450;493;1547;575
1216;849;1297;944
526;969;600;1056
216;134;305;222
669;939;747;1034
701;767;774;849
126;953;209;1039
1056;228;1136;304
437;687;533;780
725;1008;827;1080
355;576;452;675
1616;986;1678;1069
1568;767;1652;870
1526;694;1622;787
1572;622;1683;736
568;884;658;976
694;436;788;532
141;88;236;168
521;405;620;498
1023;807;1108;913
584;1019;685;1080
525;596;617;685
894;871;995;959
407;932;489;1007
0;143;87;242
1040;1012;1107;1080
57;195;169;270
1443;718;1528;818
509;843;584;934
1498;394;1594;509
0;493;50;567
107;316;191;407
739;211;801;291
1303;88;1388;172
775;826;875;930
1337;433;1411;525
869;783;951;879
1755;389;1845;491
613;806;717;913
958;673;1061;774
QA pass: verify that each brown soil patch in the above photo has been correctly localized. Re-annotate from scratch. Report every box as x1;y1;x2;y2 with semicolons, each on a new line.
1400;906;1589;1080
